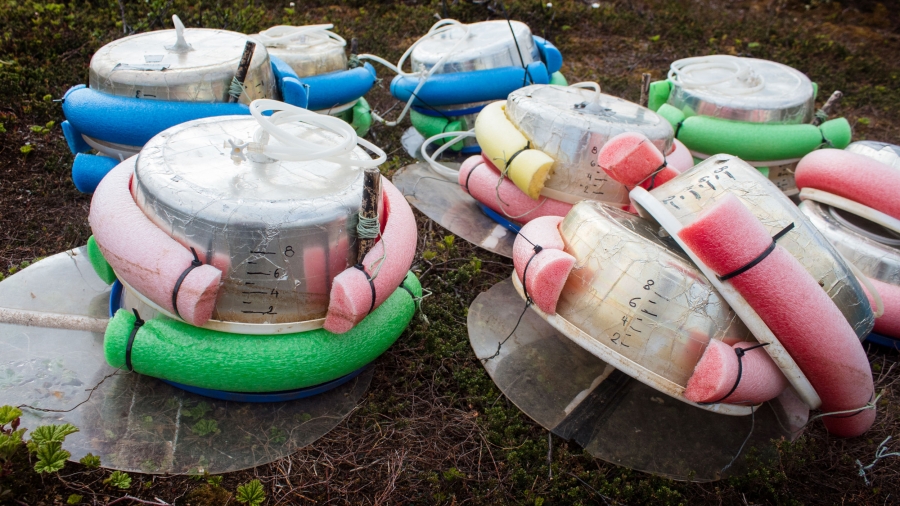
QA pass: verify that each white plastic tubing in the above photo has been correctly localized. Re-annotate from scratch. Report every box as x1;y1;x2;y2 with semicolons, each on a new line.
358;19;471;127
246;99;386;167
254;24;346;47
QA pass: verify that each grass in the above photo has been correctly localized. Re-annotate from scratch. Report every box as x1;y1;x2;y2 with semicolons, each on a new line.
1;0;900;504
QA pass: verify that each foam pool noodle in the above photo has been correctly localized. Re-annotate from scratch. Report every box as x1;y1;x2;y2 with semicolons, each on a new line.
686;340;788;405
678;193;875;437
475;101;555;200
512;216;575;315
795;149;900;220
656;103;852;161
105;272;420;392
325;179;417;334
87;235;116;285
89;163;222;327
410;109;465;151
458;155;572;224
862;277;900;339
597;132;681;190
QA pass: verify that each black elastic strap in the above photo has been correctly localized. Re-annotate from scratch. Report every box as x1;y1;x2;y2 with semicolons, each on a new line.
355;263;377;314
717;223;795;282
398;282;415;300
172;247;203;319
521;244;543;303
125;308;145;372
505;142;530;170
464;161;482;193
646;160;668;191
699;342;769;405
674;121;684;138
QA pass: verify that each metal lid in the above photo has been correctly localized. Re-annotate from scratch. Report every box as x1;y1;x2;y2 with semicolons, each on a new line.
801;200;900;285
90;23;276;103
667;56;815;124
506;85;674;205
255;25;347;78
410;20;539;74
133;115;371;323
846;141;900;170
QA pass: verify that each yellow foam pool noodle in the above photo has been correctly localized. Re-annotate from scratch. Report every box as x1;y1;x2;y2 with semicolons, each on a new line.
475;101;555;200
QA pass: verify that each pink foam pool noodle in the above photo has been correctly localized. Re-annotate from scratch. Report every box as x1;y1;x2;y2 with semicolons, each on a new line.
796;149;900;220
685;340;788;405
597;132;680;190
458;155;572;224
89;162;222;326
512;216;575;315
666;139;694;174
678;193;875;437
862;277;900;338
325;178;417;334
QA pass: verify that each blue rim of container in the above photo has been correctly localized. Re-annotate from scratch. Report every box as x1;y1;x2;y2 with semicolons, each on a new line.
865;331;900;350
109;280;367;402
476;203;522;234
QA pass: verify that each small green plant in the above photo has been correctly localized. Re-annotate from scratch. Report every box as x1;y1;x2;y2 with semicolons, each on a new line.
20;143;33;154
104;470;132;489
34;441;70;473
191;419;220;437
66;494;83;504
208;475;223;487
236;479;265;506
79;453;101;468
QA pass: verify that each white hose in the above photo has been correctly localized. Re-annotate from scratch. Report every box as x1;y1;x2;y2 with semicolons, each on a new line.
669;55;766;95
255;24;346;48
421;129;476;179
358;19;471;127
246;99;385;167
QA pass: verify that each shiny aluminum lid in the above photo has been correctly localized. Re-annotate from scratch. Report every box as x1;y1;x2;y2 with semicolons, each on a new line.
801;200;900;286
506;85;674;205
90;25;276;103
667;56;815;124
846;141;900;170
255;25;347;78
133;115;370;324
410;20;539;74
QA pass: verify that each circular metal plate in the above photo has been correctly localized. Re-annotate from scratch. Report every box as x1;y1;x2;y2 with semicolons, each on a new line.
846;140;900;170
668;56;814;124
134;115;371;323
90;28;276;103
0;248;371;474
507;85;674;206
800;200;900;285
410;20;539;74
392;163;514;258
468;278;807;481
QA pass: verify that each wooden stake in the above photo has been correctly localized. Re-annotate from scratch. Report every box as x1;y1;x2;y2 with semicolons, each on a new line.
229;40;257;103
358;168;382;259
640;73;651;108
813;90;843;126
0;307;109;333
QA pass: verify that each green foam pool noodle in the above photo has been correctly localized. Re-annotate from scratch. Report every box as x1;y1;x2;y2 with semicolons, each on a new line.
105;272;421;392
410;109;465;151
549;71;568;86
648;80;672;112
657;103;852;160
87;235;116;285
352;97;372;137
